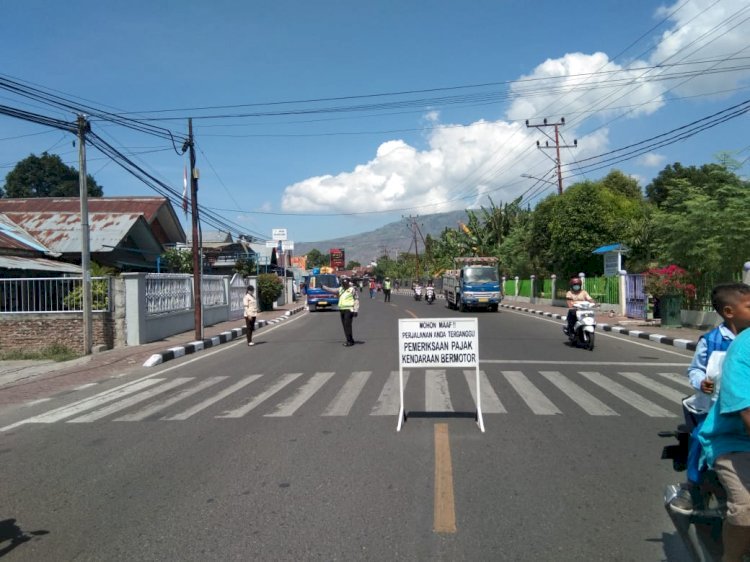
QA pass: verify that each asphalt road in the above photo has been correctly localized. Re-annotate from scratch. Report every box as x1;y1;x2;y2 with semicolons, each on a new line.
0;292;693;561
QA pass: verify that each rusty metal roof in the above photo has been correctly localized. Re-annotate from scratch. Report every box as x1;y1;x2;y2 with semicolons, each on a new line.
0;196;186;246
0;214;54;253
5;212;152;253
0;196;165;220
0;255;81;273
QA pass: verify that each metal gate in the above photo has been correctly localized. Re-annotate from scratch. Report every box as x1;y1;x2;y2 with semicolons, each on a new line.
625;273;647;319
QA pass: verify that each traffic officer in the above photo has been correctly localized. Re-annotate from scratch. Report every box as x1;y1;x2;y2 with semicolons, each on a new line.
323;277;359;346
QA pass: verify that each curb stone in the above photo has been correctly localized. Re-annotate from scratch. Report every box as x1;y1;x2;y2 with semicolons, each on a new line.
499;303;698;352
143;306;306;367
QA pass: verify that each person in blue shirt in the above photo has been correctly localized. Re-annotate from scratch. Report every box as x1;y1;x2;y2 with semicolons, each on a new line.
670;284;750;514
698;285;750;561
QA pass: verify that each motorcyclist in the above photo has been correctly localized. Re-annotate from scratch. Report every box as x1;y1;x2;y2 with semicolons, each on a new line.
413;281;423;300
564;276;595;335
425;280;435;303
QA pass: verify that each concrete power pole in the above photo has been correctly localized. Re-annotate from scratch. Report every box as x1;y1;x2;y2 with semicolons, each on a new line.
187;118;203;340
77;114;93;355
526;117;577;195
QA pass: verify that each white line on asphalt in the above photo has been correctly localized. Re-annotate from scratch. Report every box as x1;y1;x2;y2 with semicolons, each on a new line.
265;371;335;417
164;375;261;420
323;371;371;416
371;371;410;416
425;369;453;412
73;383;98;390
579;371;677;417
502;370;562;415
1;379;163;431
655;372;692;388
539;371;618;416
464;370;506;413
68;378;193;423
23;398;51;407
504;309;695;358
2;310;309;430
115;376;228;422
218;373;302;418
618;371;688;403
481;360;689;366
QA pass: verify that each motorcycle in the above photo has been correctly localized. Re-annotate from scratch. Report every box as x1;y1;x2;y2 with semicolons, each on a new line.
660;424;725;561
425;285;435;304
564;301;597;350
413;285;422;301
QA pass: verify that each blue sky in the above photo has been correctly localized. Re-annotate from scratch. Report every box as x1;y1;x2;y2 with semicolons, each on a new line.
1;0;749;245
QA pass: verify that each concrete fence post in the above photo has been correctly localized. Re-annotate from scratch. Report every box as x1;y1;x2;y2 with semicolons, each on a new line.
530;275;536;304
122;272;147;346
618;270;628;316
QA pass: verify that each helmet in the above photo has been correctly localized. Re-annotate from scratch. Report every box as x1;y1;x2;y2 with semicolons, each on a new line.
570;277;582;288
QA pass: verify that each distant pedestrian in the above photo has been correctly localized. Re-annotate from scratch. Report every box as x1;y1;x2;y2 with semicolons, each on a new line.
383;277;392;302
369;278;376;299
243;285;258;346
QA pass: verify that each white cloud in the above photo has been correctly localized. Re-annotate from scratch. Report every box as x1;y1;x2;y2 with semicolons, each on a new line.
638;153;667;168
650;0;750;98
280;0;750;214
505;52;665;123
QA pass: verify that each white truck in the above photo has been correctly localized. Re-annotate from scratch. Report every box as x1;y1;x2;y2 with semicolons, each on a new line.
442;257;502;312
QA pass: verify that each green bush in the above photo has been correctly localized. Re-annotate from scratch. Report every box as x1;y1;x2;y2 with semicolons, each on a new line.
257;273;283;311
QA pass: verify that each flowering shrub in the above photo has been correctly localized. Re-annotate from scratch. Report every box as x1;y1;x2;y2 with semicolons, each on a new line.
644;265;696;299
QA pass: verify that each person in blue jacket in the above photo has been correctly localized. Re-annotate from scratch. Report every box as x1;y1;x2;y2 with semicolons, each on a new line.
671;284;750;514
697;284;750;560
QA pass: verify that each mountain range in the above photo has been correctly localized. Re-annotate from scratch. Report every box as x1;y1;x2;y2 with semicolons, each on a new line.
294;210;470;266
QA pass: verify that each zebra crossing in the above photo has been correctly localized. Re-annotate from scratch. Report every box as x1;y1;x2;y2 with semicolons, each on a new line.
2;367;694;430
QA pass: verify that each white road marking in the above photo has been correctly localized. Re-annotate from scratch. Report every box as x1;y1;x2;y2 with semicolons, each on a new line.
502;370;562;415
579;371;677;417
115;376;228;421
266;372;335;417
1;379;163;431
217;373;302;418
618;371;688;403
481;360;690;366
425;370;453;412
164;375;261;420
655;372;692;388
503;309;696;358
539;371;618;416
464;370;506;414
323;371;371;416
68;378;193;423
371;371;410;416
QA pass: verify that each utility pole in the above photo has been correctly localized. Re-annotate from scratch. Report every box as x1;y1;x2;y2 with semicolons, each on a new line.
77;114;93;355
405;215;421;280
187;118;202;340
526;117;577;195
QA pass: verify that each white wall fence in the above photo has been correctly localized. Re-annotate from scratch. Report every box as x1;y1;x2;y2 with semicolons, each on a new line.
123;272;293;345
0;273;294;349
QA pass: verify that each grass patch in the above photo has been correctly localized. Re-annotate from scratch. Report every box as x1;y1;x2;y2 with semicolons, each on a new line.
0;343;80;362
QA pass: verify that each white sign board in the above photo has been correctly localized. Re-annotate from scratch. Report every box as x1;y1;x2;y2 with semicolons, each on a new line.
398;318;478;368
272;228;287;241
282;241;294;251
265;240;278;248
603;252;621;277
396;317;484;432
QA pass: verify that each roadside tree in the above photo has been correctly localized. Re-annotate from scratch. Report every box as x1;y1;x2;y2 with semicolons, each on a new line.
4;152;103;198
